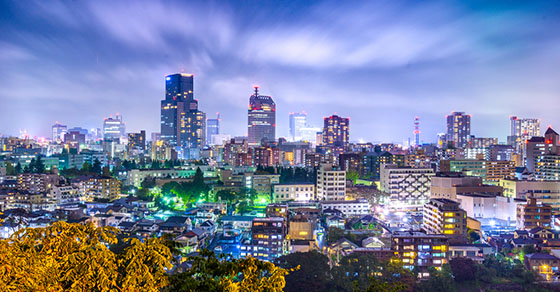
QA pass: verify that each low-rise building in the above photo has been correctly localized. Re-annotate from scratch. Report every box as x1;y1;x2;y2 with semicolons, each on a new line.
391;231;449;278
321;199;370;217
273;183;315;202
525;253;560;281
243;217;287;261
430;172;503;201
423;199;467;238
517;197;552;230
380;164;434;209
456;193;519;226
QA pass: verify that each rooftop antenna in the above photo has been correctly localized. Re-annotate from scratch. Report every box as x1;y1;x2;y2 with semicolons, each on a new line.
254;85;259;96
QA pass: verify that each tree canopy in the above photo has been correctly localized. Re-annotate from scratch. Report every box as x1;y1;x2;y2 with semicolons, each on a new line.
0;221;173;291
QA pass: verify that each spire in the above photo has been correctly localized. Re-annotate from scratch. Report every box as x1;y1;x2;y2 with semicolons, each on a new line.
254;86;259;96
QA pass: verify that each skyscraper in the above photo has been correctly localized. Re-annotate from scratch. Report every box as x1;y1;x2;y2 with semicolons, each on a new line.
446;112;470;148
289;112;307;141
52;122;67;143
160;73;205;158
206;113;220;146
103;114;125;142
322;115;349;149
508;116;540;154
414;116;420;147
248;86;276;146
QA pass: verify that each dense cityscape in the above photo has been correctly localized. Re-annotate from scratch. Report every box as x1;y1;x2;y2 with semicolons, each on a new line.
2;1;560;292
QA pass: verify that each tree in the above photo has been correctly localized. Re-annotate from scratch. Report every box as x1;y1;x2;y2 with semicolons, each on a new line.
5;162;16;176
331;253;382;291
417;265;456;292
34;155;45;173
216;189;237;204
467;229;480;243
274;251;331;292
168;249;290;292
449;257;476;282
347;170;360;184
0;221;172;291
141;176;157;189
92;158;102;175
81;161;92;172
151;160;161;169
236;200;251;215
327;227;347;245
522;244;537;255
14;162;22;174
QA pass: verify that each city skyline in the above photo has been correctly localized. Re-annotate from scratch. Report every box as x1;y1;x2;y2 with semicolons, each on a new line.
2;1;560;143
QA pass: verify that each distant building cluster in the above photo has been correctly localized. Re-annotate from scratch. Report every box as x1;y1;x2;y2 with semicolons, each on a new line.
2;73;560;281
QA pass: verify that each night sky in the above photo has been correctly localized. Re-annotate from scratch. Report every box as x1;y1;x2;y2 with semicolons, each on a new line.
1;0;559;144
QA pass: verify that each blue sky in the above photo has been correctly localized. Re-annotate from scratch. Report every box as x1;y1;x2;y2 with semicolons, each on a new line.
1;0;559;143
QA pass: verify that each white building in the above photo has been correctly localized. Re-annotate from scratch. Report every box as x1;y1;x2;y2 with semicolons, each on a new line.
321;199;371;217
380;164;434;209
316;164;346;201
273;184;315;202
456;193;519;226
49;185;83;204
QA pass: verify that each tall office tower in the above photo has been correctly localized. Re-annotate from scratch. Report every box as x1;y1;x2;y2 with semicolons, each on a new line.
160;73;205;157
446;112;470;148
508;116;540;155
52;122;67;143
322;115;349;149
206;113;220;146
103;114;125;142
248;86;276;146
289;112;307;141
525;127;560;174
128;130;146;151
414;116;420;147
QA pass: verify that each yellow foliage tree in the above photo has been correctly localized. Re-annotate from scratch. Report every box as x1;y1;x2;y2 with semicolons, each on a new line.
0;221;173;292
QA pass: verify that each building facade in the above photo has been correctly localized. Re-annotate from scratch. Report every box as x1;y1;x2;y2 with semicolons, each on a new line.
273;184;315;202
380;164;434;209
248;86;276;146
446;112;471;148
423;199;467;237
316;163;346;201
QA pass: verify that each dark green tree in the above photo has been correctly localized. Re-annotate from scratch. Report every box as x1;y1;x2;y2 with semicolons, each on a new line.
81;162;92;173
34;156;45;173
5;162;16;176
92;159;102;175
417;265;456;292
449;257;476;282
274;251;331;292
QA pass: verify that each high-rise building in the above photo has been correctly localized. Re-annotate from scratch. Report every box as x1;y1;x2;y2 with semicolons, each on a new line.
289;112;307;141
248;86;276;146
525;127;560;174
508;116;540;154
52;122;67;143
128;130;146;151
446;112;470;148
206;113;220;146
160;73;206;158
103;114;125;142
322;115;349;149
414;116;420;147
